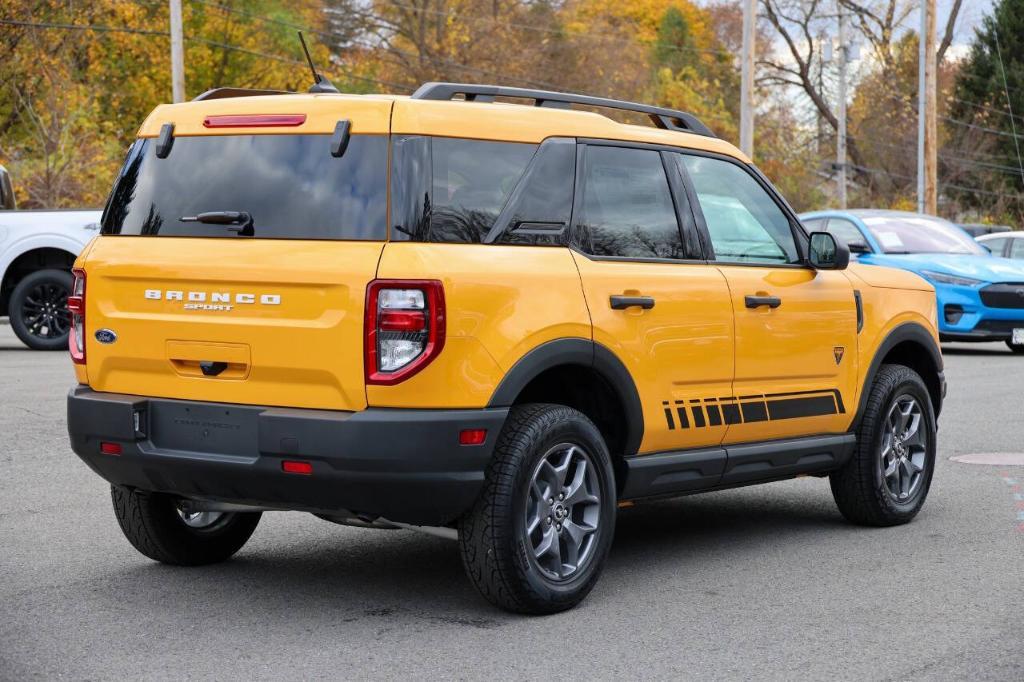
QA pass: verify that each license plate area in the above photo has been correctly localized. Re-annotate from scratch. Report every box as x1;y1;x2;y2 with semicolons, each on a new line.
1013;328;1024;345
149;400;259;457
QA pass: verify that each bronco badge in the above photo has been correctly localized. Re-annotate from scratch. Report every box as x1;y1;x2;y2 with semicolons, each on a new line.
833;346;845;365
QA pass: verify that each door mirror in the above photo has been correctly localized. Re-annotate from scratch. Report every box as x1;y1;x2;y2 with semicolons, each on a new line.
809;231;849;270
846;239;871;254
0;164;14;210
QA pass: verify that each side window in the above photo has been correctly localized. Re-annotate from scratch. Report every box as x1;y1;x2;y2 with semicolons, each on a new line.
578;146;683;259
826;218;869;250
1009;238;1024;259
801;218;827;232
680;154;800;264
390;137;536;243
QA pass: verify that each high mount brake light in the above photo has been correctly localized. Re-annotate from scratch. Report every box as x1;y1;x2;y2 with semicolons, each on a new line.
365;280;445;385
69;268;86;365
202;114;307;128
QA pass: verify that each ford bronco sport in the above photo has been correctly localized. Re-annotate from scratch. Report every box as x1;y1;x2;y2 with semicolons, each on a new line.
67;82;945;614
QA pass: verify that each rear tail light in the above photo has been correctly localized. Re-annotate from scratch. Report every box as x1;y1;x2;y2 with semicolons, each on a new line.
365;280;445;385
68;268;86;364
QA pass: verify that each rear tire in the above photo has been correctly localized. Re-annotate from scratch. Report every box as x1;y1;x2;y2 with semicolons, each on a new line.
111;485;261;566
459;404;616;614
9;268;73;350
830;364;936;526
1005;340;1024;354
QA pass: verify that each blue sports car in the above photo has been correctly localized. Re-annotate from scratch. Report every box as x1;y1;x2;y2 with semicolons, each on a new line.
800;209;1024;353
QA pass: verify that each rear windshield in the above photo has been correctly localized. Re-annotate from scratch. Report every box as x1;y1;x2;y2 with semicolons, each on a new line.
101;134;388;240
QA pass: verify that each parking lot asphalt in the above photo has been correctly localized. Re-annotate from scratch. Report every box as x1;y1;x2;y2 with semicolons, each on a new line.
1;323;1023;681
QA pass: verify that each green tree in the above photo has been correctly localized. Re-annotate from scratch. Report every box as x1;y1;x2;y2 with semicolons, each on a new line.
949;0;1024;220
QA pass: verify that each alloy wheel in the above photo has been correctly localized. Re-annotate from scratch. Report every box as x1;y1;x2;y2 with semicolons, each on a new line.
20;281;70;340
880;394;927;502
524;443;603;581
175;503;227;530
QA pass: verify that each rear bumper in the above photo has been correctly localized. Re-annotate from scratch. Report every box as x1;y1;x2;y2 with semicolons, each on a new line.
67;387;508;526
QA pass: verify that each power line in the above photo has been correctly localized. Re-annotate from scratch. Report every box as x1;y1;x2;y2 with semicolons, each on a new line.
846;133;1024;173
993;29;1024;186
360;0;738;60
950;96;1024;123
850;164;1022;201
0;18;168;36
188;0;567;91
0;18;404;91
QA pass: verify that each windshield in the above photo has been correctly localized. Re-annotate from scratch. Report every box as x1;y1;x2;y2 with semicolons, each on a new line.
860;215;986;255
101;134;388;240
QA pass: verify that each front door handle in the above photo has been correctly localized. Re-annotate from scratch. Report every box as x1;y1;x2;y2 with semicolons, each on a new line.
745;295;782;309
610;295;655;310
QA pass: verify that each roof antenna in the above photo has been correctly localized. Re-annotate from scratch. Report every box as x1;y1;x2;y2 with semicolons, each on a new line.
298;31;339;94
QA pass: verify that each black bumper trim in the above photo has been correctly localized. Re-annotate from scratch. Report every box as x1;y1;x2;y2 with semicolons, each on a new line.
67;387;508;526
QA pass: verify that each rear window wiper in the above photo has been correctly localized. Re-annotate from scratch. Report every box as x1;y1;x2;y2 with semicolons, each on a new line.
180;211;254;236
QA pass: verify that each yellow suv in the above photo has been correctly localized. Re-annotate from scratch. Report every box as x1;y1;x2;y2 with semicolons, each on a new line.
67;83;945;614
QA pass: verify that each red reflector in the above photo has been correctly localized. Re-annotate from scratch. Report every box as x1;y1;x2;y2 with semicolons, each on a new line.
282;460;313;475
100;442;122;456
379;309;426;332
203;114;306;128
67;296;84;314
459;429;487;446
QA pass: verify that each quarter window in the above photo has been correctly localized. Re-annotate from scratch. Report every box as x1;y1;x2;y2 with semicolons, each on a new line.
680;155;799;264
578;146;683;259
390;136;537;243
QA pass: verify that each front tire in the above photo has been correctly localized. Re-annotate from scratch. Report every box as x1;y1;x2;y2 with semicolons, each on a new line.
459;404;617;614
9;268;73;350
830;364;936;526
111;485;261;566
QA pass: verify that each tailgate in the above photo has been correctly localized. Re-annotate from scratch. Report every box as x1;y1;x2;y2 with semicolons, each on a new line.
83;237;381;411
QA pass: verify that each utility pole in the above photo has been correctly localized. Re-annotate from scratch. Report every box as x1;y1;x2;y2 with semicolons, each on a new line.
836;4;848;210
740;0;756;157
169;0;185;103
917;0;937;214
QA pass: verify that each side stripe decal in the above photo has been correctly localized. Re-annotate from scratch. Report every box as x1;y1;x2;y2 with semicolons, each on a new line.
661;389;845;430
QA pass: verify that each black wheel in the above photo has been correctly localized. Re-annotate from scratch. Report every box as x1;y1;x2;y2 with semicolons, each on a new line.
111;485;261;566
459;404;616;614
9;268;72;350
1005;340;1024;354
830;364;937;526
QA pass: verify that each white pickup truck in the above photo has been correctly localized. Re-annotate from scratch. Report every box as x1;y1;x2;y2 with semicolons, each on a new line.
0;165;100;349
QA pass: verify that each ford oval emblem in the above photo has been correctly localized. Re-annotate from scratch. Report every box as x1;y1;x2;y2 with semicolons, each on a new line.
95;329;118;344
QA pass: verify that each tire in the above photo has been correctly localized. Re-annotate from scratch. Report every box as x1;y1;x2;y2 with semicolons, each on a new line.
459;404;617;614
9;268;73;350
110;485;261;566
830;364;937;526
1005;340;1024;354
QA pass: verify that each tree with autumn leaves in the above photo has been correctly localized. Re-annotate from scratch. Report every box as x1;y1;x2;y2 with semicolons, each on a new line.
2;0;1018;221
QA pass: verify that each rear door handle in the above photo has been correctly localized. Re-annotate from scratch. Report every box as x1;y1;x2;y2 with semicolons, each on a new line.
610;295;655;310
745;295;782;309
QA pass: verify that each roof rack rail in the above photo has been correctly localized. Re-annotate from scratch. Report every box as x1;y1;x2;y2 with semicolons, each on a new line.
192;87;295;102
410;82;716;138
